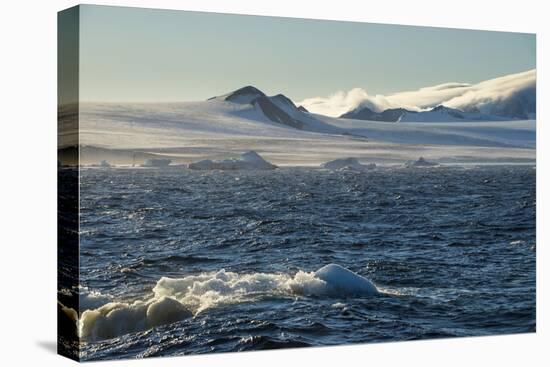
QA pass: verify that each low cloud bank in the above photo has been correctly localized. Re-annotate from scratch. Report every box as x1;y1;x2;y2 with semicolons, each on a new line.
298;69;535;118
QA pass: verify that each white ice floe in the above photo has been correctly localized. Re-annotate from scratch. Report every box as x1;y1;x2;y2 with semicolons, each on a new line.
404;157;439;168
314;264;379;296
142;158;172;167
80;288;113;311
188;151;277;170
331;302;347;309
321;157;376;171
79;296;192;341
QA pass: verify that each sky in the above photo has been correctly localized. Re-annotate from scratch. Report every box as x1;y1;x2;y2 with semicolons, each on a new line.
77;4;536;103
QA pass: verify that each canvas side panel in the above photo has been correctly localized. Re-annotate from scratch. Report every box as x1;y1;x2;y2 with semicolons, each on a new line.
57;5;80;362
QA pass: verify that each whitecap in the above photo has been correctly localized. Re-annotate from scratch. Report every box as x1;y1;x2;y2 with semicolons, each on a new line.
331;302;347;308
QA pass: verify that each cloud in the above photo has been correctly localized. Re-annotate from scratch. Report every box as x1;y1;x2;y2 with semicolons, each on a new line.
444;70;536;115
296;88;373;117
298;69;535;117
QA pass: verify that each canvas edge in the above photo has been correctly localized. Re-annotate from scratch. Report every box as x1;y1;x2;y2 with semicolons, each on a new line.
57;4;81;362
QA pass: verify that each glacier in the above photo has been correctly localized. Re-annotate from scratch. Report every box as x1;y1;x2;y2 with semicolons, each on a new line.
76;84;536;168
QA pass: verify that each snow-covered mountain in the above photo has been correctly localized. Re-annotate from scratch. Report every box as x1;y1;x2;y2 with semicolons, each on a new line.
467;85;535;120
340;107;411;122
210;85;342;133
301;69;536;120
77;83;536;167
398;105;508;122
340;104;506;122
447;71;536;120
217;85;266;104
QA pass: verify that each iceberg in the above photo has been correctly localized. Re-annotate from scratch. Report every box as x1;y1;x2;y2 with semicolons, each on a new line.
142;158;172;167
404;157;439;168
321;157;376;171
78;263;379;341
188;151;277;171
314;264;379;296
79;296;192;341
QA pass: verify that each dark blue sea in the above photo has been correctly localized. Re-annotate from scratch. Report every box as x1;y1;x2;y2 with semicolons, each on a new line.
75;165;535;360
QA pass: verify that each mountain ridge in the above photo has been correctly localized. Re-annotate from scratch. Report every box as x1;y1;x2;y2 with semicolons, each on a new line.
341;104;511;123
300;69;536;120
210;86;341;133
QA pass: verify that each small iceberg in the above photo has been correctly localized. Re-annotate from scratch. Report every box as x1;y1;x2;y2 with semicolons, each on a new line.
78;263;378;341
314;264;379;296
142;158;172;167
321;157;376;171
79;296;192;342
404;156;439;168
99;160;111;168
188;151;277;171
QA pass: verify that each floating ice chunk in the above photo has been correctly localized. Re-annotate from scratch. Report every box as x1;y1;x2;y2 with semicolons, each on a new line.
404;156;439;168
240;150;272;165
142;158;172;167
314;264;379;296
79;302;147;341
58;301;78;323
146;296;193;328
79;297;192;341
188;151;277;170
78;263;378;341
321;157;376;171
99;160;111;168
80;288;112;311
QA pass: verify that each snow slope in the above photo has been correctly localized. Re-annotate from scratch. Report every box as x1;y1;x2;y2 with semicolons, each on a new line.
398;105;507;122
317;113;535;149
78;85;535;167
211;86;343;134
341;105;507;123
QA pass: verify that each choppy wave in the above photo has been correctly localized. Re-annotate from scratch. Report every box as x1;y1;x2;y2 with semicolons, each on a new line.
75;166;536;358
78;264;378;342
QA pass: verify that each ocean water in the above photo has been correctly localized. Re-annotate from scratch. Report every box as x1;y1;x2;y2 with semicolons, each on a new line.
76;165;535;360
